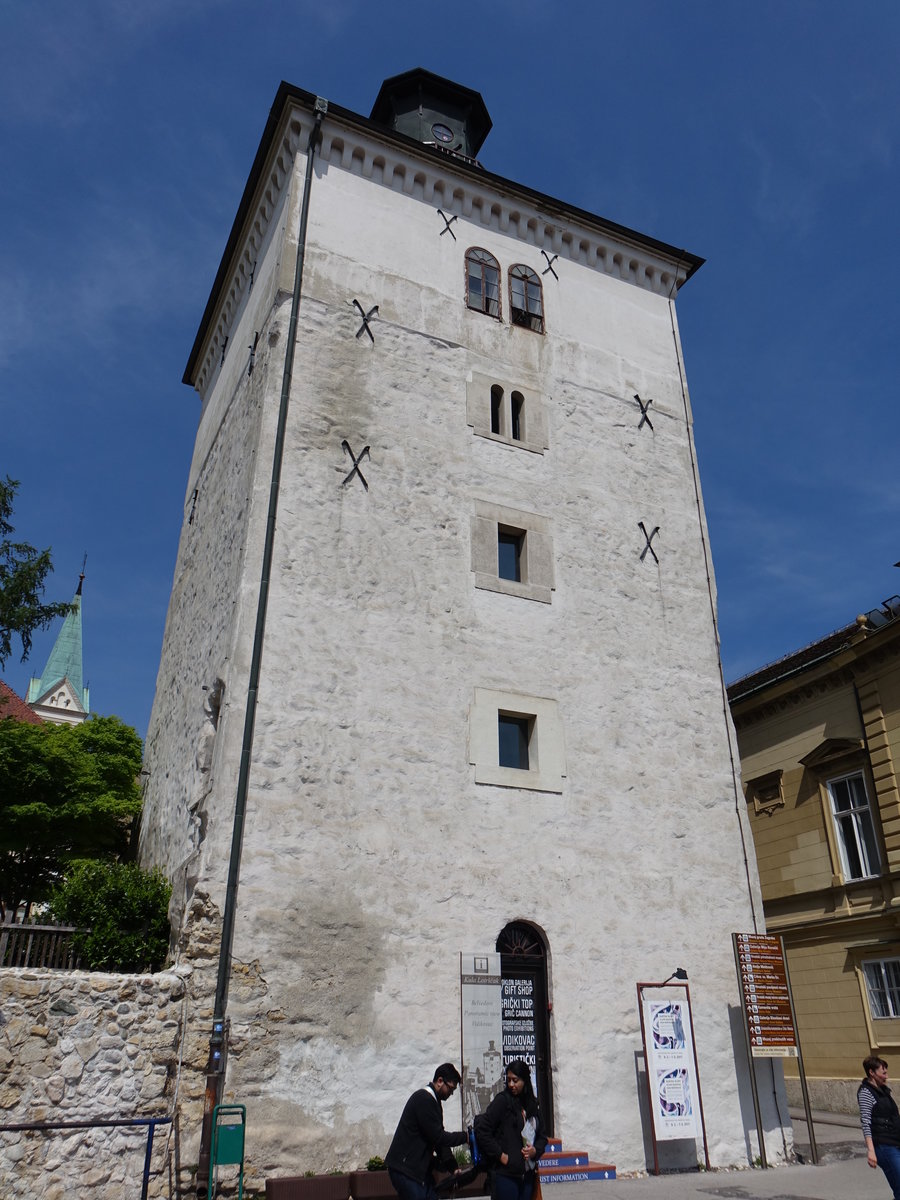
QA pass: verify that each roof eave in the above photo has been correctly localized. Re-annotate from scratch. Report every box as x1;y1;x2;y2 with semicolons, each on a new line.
183;82;705;388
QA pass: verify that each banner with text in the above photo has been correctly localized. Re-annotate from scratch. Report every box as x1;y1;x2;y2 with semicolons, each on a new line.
642;997;699;1141
460;952;504;1127
502;976;539;1099
733;933;799;1057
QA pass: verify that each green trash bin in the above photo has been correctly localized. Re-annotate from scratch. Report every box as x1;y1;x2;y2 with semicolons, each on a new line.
209;1103;246;1199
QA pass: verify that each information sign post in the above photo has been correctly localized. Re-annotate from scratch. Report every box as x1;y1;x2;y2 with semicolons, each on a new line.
732;932;817;1166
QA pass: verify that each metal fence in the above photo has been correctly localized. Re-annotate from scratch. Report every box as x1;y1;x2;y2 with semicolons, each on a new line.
0;1114;171;1200
0;921;82;969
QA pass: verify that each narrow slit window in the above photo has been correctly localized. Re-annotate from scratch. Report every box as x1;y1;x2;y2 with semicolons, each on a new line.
491;385;504;435
509;265;544;333
466;248;501;318
511;391;524;441
499;714;530;770
498;527;524;582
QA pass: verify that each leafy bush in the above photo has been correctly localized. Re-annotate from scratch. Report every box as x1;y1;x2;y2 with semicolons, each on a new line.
49;860;171;971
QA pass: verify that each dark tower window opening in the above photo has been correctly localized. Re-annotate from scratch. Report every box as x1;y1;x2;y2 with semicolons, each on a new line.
498;527;524;582
499;712;531;770
491;385;504;435
511;391;524;441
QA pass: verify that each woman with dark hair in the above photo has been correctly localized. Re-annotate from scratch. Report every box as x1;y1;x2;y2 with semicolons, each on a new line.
859;1055;900;1198
474;1061;547;1200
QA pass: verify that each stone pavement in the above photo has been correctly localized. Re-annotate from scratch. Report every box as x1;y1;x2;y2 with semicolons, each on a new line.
540;1111;887;1200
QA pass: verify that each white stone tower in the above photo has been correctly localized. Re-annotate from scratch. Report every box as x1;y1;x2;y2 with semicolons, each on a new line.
141;69;788;1185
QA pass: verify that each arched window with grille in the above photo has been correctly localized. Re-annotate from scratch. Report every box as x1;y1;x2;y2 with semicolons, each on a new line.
466;248;501;318
509;265;544;333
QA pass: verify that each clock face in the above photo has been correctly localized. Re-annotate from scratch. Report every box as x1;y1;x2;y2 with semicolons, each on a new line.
431;122;454;144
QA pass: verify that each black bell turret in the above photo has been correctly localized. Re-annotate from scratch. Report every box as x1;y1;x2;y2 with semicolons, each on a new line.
370;67;492;161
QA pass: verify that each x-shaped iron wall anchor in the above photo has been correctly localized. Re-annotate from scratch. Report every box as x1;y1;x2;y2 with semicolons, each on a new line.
341;440;370;490
634;393;654;432
437;209;458;239
541;250;559;279
352;300;379;343
638;522;660;564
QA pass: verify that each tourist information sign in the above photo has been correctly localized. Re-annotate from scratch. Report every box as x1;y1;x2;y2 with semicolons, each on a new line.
734;932;798;1057
732;932;816;1168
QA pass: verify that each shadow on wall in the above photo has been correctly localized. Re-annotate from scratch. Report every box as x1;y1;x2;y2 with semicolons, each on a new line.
728;1004;793;1165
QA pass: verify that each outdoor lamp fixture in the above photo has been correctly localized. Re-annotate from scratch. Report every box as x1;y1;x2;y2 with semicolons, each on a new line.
661;967;689;984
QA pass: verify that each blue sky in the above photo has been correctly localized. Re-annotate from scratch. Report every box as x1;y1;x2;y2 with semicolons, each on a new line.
3;0;899;738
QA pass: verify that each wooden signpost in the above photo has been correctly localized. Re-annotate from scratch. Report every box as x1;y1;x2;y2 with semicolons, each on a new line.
732;932;817;1166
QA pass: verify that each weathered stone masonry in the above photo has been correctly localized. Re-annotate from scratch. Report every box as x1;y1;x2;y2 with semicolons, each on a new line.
0;968;188;1200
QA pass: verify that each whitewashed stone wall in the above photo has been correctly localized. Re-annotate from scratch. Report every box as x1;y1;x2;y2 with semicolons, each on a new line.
141;94;792;1189
0;968;188;1200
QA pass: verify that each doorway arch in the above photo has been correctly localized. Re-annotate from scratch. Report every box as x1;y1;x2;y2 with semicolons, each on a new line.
496;921;554;1133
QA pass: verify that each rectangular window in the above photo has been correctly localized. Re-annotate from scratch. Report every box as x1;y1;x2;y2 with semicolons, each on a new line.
470;688;565;793
827;771;880;880
471;501;554;605
498;528;523;582
864;959;900;1018
498;714;531;770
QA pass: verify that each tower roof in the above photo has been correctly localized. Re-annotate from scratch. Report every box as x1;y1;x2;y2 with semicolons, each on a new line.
26;572;90;719
369;67;492;159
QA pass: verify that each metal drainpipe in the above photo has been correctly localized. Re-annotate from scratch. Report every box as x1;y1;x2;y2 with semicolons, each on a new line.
196;96;328;1197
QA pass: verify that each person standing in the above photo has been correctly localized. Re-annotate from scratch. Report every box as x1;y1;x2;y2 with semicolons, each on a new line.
386;1063;468;1200
474;1061;547;1200
859;1055;900;1198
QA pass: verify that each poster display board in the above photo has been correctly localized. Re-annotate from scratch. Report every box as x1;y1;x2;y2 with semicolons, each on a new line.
501;976;539;1096
733;933;798;1057
641;997;699;1141
460;953;504;1127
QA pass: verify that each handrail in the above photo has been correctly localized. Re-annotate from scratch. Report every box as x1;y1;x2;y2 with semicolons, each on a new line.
0;1113;171;1199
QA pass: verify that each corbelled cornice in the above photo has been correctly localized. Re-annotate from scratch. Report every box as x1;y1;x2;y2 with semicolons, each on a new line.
731;624;900;731
187;85;702;396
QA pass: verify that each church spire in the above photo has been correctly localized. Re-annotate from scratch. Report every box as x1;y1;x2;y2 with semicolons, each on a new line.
26;563;90;725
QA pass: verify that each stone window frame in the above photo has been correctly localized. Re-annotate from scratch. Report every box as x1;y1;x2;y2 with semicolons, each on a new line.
469;687;566;793
471;500;554;604
466;372;549;455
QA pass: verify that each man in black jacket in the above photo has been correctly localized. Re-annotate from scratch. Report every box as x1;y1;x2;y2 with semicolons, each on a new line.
386;1063;468;1200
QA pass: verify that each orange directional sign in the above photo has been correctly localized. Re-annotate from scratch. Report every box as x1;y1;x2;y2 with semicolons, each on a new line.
733;933;798;1058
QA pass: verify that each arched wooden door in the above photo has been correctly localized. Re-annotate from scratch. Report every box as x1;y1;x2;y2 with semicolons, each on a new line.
496;921;554;1134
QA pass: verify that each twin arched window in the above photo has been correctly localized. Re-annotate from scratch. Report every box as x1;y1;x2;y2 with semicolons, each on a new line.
465;249;544;333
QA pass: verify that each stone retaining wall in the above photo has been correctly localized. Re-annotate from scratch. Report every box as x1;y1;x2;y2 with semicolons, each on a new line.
0;966;188;1200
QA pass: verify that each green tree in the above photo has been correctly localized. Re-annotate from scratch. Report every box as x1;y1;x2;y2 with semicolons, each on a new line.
0;714;143;919
49;860;171;972
0;476;73;669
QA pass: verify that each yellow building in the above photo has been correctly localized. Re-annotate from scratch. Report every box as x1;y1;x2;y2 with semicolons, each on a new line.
728;596;900;1110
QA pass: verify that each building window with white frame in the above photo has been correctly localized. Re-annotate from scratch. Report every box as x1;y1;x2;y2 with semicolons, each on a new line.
509;264;544;333
466;247;501;318
863;958;900;1018
827;770;880;880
